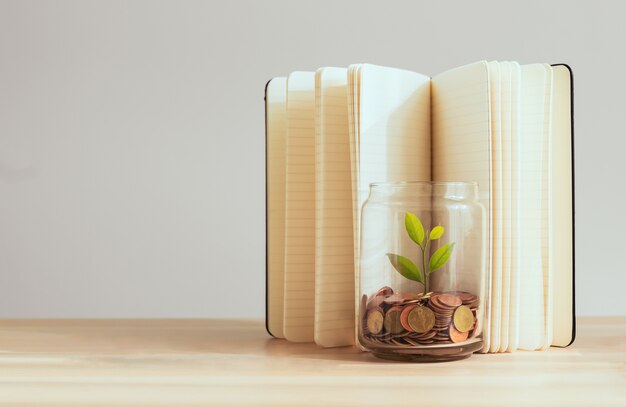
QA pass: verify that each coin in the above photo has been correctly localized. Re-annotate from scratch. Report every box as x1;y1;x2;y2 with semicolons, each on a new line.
393;330;411;338
371;332;392;340
403;337;420;346
400;304;417;331
367;295;385;310
366;309;384;335
375;286;394;297
361;294;369;327
362;287;480;347
407;305;435;333
428;295;457;312
410;329;437;340
453;305;475;333
384;307;404;334
383;293;405;305
390;338;406;346
451;291;477;303
438;293;463;308
449;323;469;343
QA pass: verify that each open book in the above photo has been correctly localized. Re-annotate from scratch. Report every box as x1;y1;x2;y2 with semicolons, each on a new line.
265;61;574;352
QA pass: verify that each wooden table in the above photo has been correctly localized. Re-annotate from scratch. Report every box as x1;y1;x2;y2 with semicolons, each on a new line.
0;318;624;406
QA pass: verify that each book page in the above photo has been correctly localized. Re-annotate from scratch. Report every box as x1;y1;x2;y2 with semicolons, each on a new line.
347;66;362;276
347;65;362;347
266;77;287;339
516;64;549;350
314;67;355;348
351;64;431;299
283;72;316;342
488;61;503;353
431;61;492;353
507;62;522;352
550;64;574;347
500;61;512;352
541;64;555;350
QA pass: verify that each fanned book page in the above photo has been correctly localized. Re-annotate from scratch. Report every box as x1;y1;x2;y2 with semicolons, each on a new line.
314;67;355;347
265;77;287;339
499;61;513;353
346;65;362;347
506;62;522;352
431;61;492;352
488;61;503;353
355;64;432;209
516;64;552;351
349;64;431;335
283;72;316;342
541;64;555;350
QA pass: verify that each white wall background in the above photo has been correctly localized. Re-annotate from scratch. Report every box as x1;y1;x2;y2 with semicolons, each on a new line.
0;0;623;317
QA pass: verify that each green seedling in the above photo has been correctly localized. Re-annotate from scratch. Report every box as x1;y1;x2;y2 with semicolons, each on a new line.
386;212;456;293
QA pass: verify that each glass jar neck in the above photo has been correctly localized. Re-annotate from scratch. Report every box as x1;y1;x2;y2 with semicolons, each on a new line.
368;181;479;202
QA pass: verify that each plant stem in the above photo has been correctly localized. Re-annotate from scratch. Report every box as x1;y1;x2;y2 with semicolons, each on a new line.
421;238;430;294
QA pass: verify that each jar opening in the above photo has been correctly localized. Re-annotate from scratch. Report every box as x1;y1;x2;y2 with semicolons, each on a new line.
367;181;479;202
369;181;478;188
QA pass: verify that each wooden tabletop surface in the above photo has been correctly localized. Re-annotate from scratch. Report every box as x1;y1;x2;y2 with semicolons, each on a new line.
0;317;624;406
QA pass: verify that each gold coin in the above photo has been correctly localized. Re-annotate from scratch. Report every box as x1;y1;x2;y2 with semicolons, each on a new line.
407;305;435;333
366;309;384;335
453;305;475;333
384;308;404;335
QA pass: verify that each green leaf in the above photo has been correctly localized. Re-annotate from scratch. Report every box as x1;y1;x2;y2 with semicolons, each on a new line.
404;212;425;247
429;225;444;240
429;242;456;274
386;253;423;283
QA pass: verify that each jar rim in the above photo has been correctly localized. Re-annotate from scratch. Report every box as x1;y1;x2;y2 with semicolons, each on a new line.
369;181;478;187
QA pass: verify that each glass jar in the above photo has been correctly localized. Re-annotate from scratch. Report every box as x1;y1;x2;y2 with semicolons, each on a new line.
358;181;487;361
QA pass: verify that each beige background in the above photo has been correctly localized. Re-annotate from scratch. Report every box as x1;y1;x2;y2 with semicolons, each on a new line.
0;0;622;317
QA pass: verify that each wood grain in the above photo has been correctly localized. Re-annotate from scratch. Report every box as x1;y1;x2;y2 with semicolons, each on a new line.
0;318;624;406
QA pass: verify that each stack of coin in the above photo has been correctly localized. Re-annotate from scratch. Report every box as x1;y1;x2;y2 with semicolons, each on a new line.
361;287;479;346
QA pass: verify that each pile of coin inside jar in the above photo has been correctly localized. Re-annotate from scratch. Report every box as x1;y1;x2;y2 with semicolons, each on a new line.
361;287;479;346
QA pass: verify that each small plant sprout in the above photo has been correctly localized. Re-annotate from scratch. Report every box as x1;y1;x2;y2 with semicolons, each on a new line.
386;212;456;294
